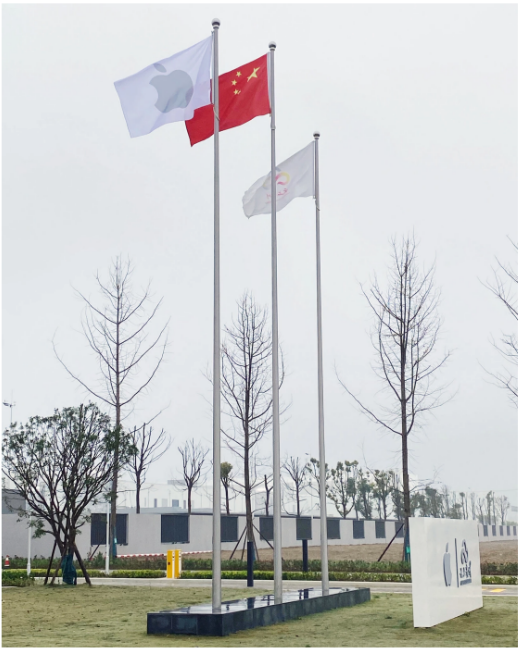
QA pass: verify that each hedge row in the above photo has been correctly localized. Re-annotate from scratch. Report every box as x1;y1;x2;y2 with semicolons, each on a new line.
3;568;165;579
4;555;518;576
180;570;412;582
2;571;35;587
181;558;518;576
180;570;518;585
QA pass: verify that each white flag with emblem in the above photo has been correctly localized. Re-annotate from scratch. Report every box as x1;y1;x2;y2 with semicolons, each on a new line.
242;142;314;217
114;36;212;138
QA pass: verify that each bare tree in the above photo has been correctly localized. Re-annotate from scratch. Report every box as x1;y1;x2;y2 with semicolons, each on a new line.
178;439;208;514
128;425;171;513
220;462;233;515
476;497;486;524
219;294;284;554
283;456;307;517
337;236;450;559
496;495;510;525
54;257;168;554
481;237;518;405
262;474;273;516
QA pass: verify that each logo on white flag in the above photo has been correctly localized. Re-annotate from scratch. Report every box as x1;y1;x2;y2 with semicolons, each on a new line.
149;64;194;113
243;142;314;217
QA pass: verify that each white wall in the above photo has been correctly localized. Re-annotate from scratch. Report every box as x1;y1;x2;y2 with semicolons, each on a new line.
2;512;515;558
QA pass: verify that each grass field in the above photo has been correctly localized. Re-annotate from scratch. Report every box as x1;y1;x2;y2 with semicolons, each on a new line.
2;585;517;647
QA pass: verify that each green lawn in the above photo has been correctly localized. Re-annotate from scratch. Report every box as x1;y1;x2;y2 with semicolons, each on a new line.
2;585;517;647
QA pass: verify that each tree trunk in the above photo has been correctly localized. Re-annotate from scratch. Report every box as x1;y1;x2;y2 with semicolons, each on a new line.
136;474;141;514
74;544;91;586
187;484;192;514
244;447;254;544
225;484;230;515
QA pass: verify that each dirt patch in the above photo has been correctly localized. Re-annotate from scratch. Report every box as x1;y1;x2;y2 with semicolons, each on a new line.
202;539;518;564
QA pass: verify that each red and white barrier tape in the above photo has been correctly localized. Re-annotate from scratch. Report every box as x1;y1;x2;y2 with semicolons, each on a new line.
117;550;211;558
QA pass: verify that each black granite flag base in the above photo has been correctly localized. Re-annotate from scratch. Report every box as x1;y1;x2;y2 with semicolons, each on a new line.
147;587;371;636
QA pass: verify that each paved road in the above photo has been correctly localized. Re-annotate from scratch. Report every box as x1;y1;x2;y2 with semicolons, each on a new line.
79;577;517;597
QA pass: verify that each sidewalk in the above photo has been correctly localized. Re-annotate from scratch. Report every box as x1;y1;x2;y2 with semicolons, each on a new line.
74;577;518;597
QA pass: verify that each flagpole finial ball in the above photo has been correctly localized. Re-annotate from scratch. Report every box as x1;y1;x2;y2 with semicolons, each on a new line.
269;41;277;50
212;18;220;28
314;131;320;139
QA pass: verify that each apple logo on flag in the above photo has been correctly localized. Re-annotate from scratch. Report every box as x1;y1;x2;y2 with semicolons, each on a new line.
149;63;194;113
443;543;452;587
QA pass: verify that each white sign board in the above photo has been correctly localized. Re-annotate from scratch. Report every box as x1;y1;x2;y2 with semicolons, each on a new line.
410;517;483;628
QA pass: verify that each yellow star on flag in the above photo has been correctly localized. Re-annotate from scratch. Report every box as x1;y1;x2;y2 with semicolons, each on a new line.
232;80;237;86
247;67;260;82
236;71;242;77
234;89;241;95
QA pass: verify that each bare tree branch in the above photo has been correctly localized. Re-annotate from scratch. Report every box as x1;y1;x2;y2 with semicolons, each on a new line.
53;256;168;553
337;235;451;557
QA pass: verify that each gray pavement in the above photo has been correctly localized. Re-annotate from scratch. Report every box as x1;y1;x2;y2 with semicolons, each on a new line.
76;577;517;597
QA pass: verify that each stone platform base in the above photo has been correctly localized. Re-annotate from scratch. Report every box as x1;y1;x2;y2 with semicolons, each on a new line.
147;586;371;636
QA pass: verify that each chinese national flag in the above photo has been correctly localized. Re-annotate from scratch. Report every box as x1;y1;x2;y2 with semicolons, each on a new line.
185;54;270;146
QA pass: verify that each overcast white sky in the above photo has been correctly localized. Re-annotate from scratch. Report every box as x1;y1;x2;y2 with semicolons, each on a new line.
3;3;518;508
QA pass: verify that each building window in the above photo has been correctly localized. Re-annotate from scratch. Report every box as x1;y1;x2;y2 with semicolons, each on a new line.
161;514;189;543
90;514;128;546
326;518;340;540
259;516;273;542
483;525;488;536
353;520;365;539
296;517;312;541
395;521;404;538
221;516;238;543
375;520;386;539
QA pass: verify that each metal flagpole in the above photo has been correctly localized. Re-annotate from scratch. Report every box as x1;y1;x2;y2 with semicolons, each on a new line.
269;41;283;605
211;17;222;613
314;132;329;595
105;499;110;575
26;500;32;576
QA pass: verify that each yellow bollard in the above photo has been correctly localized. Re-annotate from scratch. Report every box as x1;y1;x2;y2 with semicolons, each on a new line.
174;549;181;579
166;549;173;579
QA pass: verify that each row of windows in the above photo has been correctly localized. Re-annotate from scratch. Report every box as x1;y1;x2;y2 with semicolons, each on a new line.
482;524;516;537
90;514;406;546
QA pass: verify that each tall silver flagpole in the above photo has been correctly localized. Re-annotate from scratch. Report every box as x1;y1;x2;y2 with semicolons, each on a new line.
314;132;329;595
269;41;283;605
211;17;222;613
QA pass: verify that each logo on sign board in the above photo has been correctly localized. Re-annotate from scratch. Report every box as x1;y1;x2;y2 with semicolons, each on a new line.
443;538;472;587
443;543;452;586
459;539;472;585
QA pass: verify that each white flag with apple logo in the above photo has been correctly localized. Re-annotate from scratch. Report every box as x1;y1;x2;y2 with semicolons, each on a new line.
114;36;212;138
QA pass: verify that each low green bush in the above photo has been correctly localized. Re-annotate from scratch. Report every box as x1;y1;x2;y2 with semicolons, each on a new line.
107;570;165;578
482;575;518;585
180;570;517;585
481;562;518;576
2;570;35;587
179;570;413;583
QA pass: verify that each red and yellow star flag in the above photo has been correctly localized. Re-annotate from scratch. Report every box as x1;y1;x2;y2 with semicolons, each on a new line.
185;54;270;146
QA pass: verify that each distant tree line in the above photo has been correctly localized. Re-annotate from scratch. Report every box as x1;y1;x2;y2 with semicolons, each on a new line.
299;456;512;525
